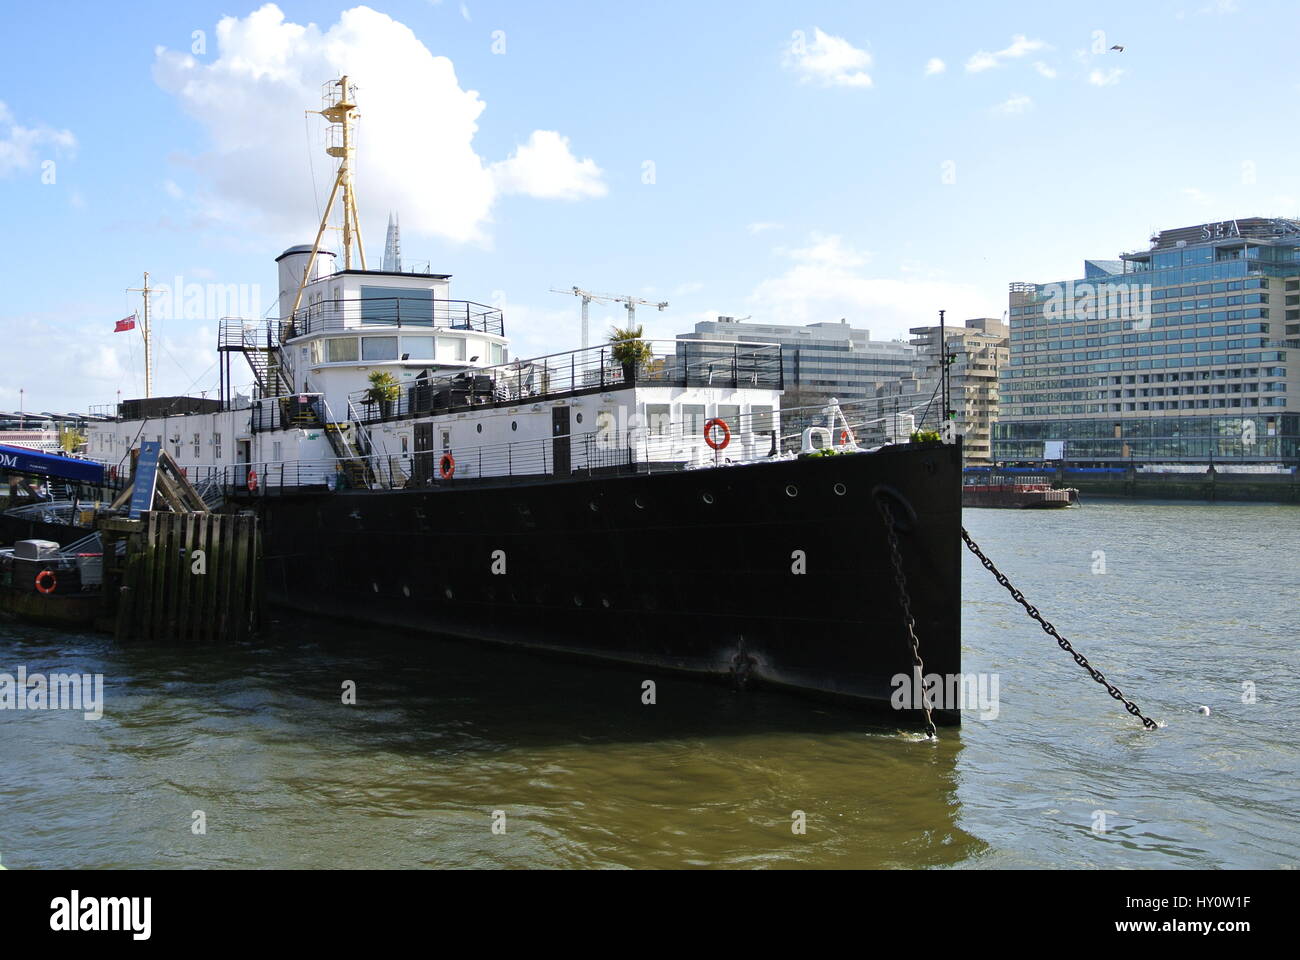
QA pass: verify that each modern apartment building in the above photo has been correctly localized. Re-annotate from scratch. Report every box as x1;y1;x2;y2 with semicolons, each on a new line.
902;318;1009;465
995;218;1300;463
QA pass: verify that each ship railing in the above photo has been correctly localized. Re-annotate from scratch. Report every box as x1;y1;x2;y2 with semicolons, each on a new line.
346;339;784;425
249;391;327;433
284;298;505;339
222;417;779;494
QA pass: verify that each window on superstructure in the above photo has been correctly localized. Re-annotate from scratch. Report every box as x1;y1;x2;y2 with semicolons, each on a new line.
362;337;399;361
360;286;434;326
645;404;671;437
327;338;359;362
214;433;222;459
193;433;201;459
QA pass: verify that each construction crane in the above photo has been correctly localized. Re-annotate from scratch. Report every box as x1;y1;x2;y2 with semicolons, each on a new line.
551;287;669;349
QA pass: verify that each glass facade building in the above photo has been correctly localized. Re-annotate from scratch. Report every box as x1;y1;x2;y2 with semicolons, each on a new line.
995;218;1300;462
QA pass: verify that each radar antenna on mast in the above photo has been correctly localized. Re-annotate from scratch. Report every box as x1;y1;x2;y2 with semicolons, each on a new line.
289;75;367;325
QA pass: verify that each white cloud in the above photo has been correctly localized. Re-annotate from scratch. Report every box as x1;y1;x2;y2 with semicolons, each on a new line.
1088;67;1125;86
1183;187;1213;206
924;58;946;76
785;27;873;88
1032;61;1056;79
152;4;605;247
965;34;1047;72
0;101;76;178
163;179;184;199
784;233;870;268
490;130;606;200
749;233;999;337
994;94;1033;114
747;221;781;234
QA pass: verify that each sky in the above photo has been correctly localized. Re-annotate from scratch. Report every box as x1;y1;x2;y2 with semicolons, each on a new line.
2;0;1298;412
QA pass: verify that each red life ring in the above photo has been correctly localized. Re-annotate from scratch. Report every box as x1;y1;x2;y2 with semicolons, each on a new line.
35;569;57;595
704;418;731;451
109;465;118;481
440;453;456;479
839;429;849;444
247;469;258;492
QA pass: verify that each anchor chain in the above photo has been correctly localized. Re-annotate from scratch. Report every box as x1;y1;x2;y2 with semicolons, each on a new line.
961;527;1159;731
876;498;938;740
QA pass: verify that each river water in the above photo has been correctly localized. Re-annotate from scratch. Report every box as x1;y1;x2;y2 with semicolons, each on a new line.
1;500;1296;869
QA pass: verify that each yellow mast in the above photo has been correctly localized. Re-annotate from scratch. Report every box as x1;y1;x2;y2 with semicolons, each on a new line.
288;75;367;326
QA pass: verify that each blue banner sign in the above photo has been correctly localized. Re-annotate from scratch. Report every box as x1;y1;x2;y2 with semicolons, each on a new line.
128;441;162;519
0;443;106;485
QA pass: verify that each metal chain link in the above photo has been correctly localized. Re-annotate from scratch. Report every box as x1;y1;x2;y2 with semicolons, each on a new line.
876;498;938;740
961;527;1159;730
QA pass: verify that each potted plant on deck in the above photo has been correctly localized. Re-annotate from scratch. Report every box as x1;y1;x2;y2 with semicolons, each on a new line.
366;370;400;419
608;325;653;385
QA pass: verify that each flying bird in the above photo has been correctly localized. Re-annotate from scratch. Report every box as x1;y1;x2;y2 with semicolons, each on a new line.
1110;44;1125;52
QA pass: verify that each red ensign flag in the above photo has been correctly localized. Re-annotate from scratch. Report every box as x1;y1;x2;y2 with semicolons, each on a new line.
115;316;135;332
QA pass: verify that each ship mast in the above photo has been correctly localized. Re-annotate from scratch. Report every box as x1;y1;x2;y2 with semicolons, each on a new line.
288;75;367;325
126;271;157;398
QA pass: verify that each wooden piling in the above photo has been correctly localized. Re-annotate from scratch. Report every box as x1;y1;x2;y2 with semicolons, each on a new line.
102;511;262;644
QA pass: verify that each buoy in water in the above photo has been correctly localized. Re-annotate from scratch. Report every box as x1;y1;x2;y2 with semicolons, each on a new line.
1197;705;1211;716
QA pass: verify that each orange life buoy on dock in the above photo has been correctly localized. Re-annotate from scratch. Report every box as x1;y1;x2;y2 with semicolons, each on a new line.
839;429;849;444
247;469;258;492
34;569;57;595
704;418;730;451
440;453;456;479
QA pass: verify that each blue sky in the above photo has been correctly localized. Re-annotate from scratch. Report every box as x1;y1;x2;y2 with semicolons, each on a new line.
2;0;1297;411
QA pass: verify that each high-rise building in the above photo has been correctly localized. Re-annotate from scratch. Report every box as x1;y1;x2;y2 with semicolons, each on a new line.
682;317;917;412
902;318;1008;465
382;211;401;273
996;218;1300;463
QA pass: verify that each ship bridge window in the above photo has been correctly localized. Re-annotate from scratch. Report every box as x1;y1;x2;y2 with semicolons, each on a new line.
490;343;506;365
717;404;740;431
437;336;467;362
327;337;359;363
361;286;433;325
362;336;399;361
751;405;774;433
402;336;435;360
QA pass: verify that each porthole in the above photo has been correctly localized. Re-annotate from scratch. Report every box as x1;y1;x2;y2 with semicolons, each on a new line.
476;423;483;433
833;482;847;496
511;421;518;431
702;492;714;504
785;484;798;498
575;412;584;424
634;497;645;509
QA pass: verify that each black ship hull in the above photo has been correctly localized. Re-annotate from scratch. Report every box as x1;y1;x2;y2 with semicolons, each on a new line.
253;442;962;723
